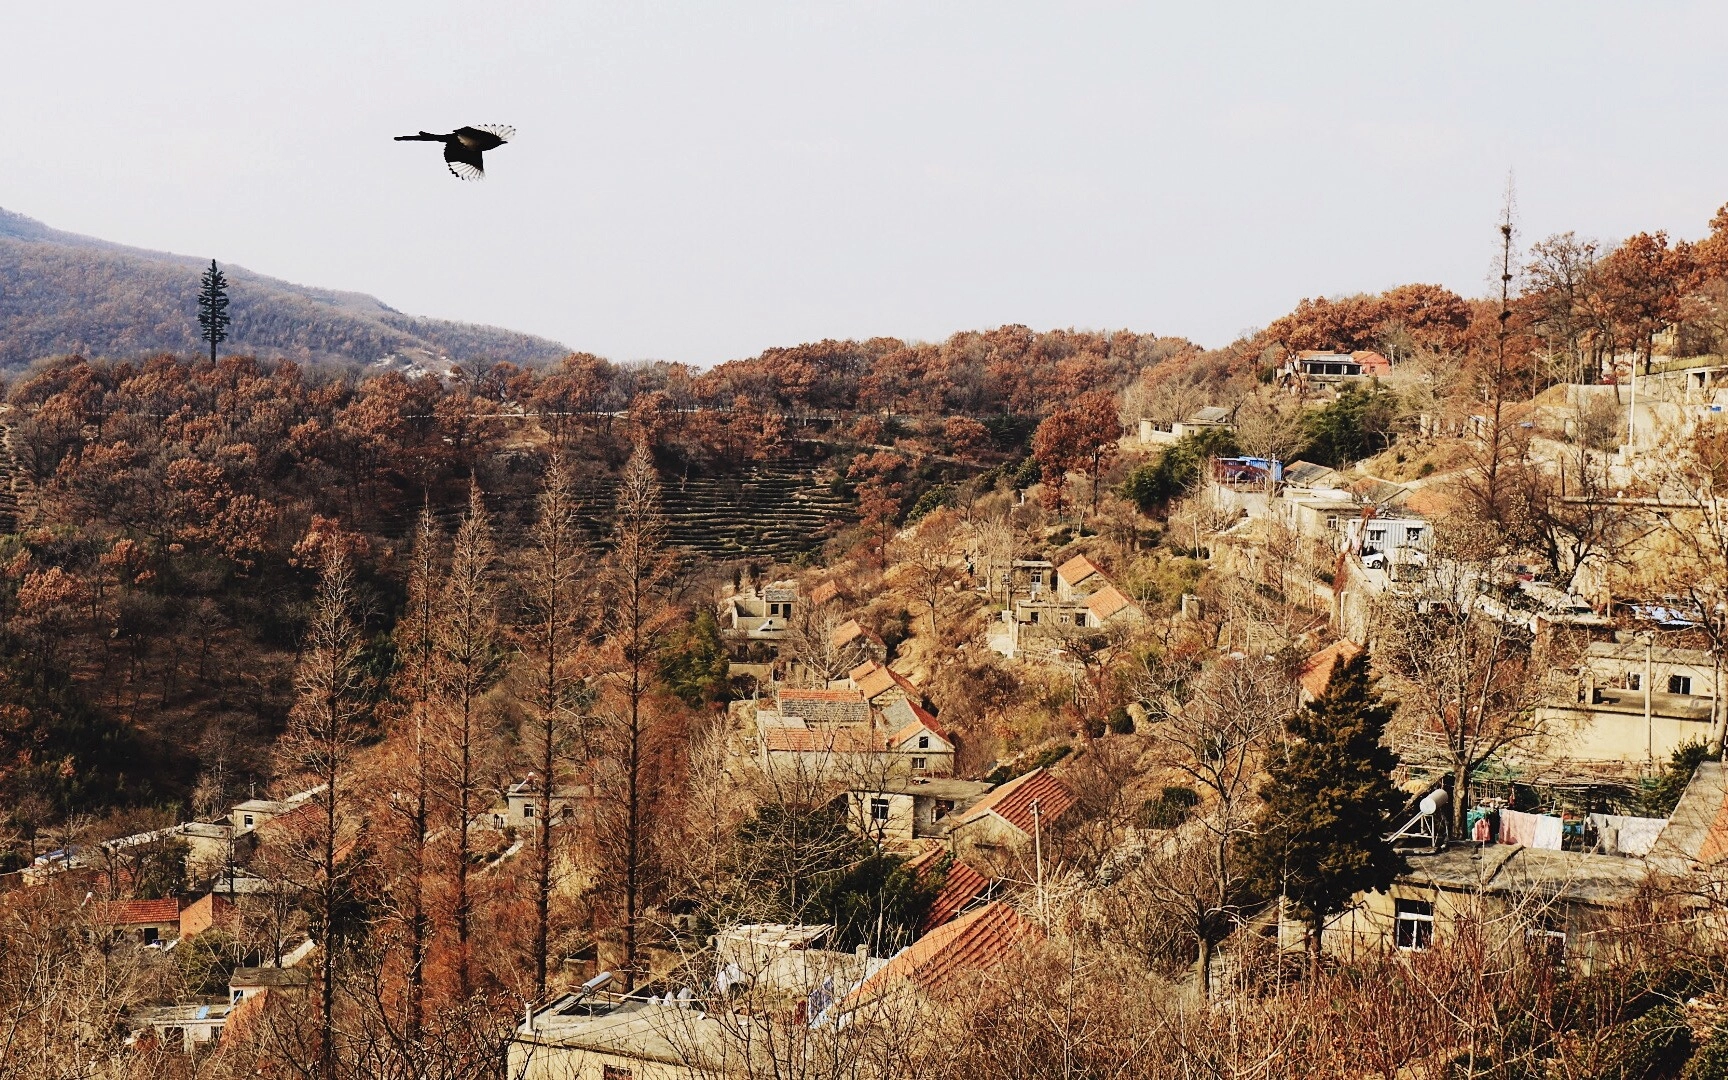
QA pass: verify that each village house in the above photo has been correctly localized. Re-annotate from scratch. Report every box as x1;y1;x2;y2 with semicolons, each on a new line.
1053;555;1107;602
846;661;923;708
1138;405;1235;446
756;694;954;781
92;898;182;946
948;768;1076;868
878;698;956;775
712;923;885;1000
229;785;325;833
1297;641;1363;704
994;579;1143;661
132;1002;234;1053
1322;763;1728;968
1279;349;1393;389
828;618;886;668
490;775;584;832
228;965;310;1005
1534;639;1720;771
847;777;993;845
722;580;799;640
1343;511;1430;575
510;904;1039;1079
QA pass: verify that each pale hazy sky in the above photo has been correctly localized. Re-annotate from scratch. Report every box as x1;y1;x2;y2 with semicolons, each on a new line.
6;2;1726;365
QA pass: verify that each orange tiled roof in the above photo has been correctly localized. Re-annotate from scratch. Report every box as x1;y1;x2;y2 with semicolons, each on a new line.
1299;640;1363;700
810;580;840;606
831;619;866;649
1055;554;1103;587
1083;584;1137;623
954;767;1075;838
1399;485;1457;518
851;662;921;702
93;898;181;926
847;902;1035;1006
922;860;989;931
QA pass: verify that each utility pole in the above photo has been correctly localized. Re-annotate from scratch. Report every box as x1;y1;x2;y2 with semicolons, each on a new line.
1031;797;1044;917
1644;633;1655;764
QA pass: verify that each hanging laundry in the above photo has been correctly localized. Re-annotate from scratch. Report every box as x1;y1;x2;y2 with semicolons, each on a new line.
1586;813;1667;857
1531;814;1564;851
1472;814;1492;843
1498;809;1539;847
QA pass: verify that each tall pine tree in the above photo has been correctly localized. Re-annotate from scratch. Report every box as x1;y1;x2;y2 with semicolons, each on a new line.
1244;649;1404;969
196;259;230;363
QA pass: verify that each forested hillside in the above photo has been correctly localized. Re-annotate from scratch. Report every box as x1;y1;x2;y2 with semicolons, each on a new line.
0;208;570;369
10;197;1728;1079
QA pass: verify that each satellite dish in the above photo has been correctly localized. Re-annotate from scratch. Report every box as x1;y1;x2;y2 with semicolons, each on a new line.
1419;789;1450;817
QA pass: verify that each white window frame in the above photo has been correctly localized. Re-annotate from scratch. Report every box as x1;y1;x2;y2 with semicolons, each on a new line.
1394;898;1434;951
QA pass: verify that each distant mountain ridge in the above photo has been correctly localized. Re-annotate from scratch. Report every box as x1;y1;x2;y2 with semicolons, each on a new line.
0;207;570;370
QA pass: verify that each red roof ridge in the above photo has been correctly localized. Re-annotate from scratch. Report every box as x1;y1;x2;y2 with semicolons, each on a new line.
92;897;181;925
956;767;1075;837
1299;640;1363;699
846;901;1035;1006
1055;554;1104;586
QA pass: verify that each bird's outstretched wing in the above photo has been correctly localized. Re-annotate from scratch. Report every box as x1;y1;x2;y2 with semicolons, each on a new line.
445;142;486;180
471;124;514;143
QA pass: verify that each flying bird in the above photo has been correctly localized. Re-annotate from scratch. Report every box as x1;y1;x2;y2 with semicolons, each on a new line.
394;125;515;180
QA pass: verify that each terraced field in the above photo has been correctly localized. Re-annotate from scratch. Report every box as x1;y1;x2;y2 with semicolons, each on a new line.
379;462;854;563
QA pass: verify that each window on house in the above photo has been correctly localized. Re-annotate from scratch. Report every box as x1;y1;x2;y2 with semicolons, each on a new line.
142;927;160;946
243;815;254;827
1325;516;1339;530
1367;529;1386;543
232;989;244;1003
1394;899;1433;950
918;736;930;749
934;799;955;820
562;806;575;822
1032;570;1044;585
523;803;535;819
1405;527;1423;543
912;757;928;772
1628;673;1642;690
870;798;890;821
1527;921;1567;965
603;1067;634;1080
1029;611;1039;624
1670;675;1693;695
